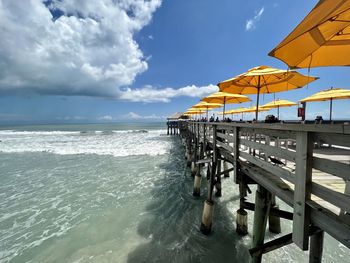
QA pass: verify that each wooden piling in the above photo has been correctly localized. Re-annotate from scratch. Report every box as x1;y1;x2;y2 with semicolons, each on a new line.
309;230;324;263
269;195;281;234
193;142;204;196
200;125;217;235
252;185;271;263
215;156;222;197
236;208;248;235
223;160;230;177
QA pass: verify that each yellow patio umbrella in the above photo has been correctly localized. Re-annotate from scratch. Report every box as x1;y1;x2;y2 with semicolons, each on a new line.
269;0;350;68
185;109;205;119
260;99;297;119
218;65;318;120
225;107;248;120
300;88;350;120
201;91;250;117
241;106;271;113
192;101;223;120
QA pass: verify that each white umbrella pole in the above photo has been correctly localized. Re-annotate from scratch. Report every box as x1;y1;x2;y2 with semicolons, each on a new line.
223;97;226;120
330;98;333;121
255;76;261;121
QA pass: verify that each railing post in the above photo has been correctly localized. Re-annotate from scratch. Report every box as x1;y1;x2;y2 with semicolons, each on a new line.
293;131;313;250
191;123;198;176
209;124;217;202
233;126;239;183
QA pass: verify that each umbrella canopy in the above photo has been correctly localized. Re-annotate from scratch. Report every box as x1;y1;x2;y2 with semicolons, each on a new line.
300;88;350;120
269;0;350;68
241;106;271;113
184;111;203;115
192;101;223;120
260;99;297;119
192;102;223;109
218;65;318;120
202;91;250;117
225;107;249;120
225;107;247;114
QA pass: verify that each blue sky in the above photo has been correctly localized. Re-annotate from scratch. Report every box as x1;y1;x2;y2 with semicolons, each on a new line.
0;0;349;124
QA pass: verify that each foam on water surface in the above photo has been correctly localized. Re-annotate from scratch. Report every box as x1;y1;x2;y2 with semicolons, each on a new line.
0;128;168;157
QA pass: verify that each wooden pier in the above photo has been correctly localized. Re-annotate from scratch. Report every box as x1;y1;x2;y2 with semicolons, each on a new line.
176;121;350;262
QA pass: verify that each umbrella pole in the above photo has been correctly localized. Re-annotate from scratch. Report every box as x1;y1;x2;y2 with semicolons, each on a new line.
206;107;209;121
330;98;333;121
223;97;226;120
255;76;261;121
256;89;260;121
277;106;280;120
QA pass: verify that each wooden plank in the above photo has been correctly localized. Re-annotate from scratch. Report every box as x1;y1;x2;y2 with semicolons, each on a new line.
240;127;297;140
314;133;350;148
240;138;296;162
216;140;234;153
239;151;294;183
189;121;348;135
217;132;234;142
293;131;313;250
219;147;235;164
238;160;294;206
308;200;350;249
313;157;350;181
311;182;350;212
217;167;234;177
250;233;293;257
196;158;212;164
242;201;293;220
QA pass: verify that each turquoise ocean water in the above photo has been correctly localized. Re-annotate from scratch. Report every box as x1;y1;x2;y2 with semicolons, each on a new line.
0;122;349;262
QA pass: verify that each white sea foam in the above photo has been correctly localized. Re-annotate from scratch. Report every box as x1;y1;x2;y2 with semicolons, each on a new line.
0;129;169;157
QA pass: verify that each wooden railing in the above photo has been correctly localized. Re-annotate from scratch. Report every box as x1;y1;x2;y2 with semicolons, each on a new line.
187;121;350;250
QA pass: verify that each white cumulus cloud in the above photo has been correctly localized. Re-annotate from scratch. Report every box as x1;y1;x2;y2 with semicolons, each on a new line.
119;84;219;103
0;0;161;97
124;112;165;119
246;7;264;31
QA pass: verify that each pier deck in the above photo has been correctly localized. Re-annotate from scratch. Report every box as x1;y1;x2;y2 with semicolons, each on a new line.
177;121;350;262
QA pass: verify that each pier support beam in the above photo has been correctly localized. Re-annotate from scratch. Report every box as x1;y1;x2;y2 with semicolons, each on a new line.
223;161;230;177
186;137;192;167
193;142;204;196
236;208;248;235
252;185;271;263
191;161;197;177
215;157;222;197
193;173;202;197
309;230;324;263
200;200;214;235
269;195;281;234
